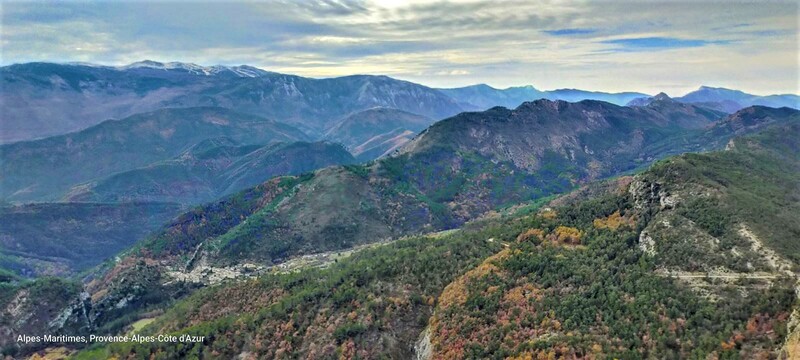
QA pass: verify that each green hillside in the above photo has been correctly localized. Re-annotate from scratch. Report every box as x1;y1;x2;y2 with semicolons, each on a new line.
131;103;795;269
56;104;794;341
67;121;799;359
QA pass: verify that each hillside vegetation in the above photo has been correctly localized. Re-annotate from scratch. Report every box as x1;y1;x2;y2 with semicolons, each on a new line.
0;107;308;202
131;103;794;268
67;140;356;204
425;121;799;359
0;202;182;277
64;121;799;359
61;104;796;339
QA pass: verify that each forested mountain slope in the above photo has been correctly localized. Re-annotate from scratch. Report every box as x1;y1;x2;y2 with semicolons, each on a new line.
0;107;308;202
60;121;800;359
0;202;183;278
127;100;758;270
65;140;356;204
425;121;800;359
323;107;433;161
12;104;783;354
2;101;795;358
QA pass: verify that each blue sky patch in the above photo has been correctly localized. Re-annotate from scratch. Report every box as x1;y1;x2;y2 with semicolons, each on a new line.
602;37;728;51
543;28;596;36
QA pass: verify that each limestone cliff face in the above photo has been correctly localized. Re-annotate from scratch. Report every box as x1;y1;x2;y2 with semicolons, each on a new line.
783;308;800;358
0;280;92;355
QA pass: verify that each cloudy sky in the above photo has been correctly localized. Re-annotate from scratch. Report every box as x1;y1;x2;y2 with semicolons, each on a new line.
2;0;798;95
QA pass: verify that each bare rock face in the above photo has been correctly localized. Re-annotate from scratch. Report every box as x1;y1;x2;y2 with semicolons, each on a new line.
628;176;662;212
782;309;800;359
659;191;679;209
414;326;433;360
638;231;656;256
0;282;92;355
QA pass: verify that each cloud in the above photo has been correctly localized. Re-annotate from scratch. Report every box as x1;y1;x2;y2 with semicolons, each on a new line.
435;69;471;76
1;0;797;95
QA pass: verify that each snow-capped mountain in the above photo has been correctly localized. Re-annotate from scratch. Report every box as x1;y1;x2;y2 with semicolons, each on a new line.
118;60;273;77
0;61;463;143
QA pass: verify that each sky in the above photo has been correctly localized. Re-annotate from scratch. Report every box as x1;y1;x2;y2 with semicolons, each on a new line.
1;0;798;96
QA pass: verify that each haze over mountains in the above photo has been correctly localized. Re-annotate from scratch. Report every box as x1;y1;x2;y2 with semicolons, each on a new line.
66;140;356;205
3;60;791;207
0;202;183;277
0;107;310;202
0;61;796;277
323;107;434;161
2;61;796;144
0;61;462;143
629;87;800;113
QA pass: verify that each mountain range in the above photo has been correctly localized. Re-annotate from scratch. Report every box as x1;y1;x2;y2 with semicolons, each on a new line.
136;99;743;265
29;103;788;352
3;98;793;281
0;107;311;202
3;115;797;359
629;86;799;113
0;61;463;143
4;61;795;145
1;60;799;359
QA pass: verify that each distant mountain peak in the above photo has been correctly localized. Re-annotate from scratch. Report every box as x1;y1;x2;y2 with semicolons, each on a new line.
517;98;571;112
697;85;734;91
118;60;271;77
129;59;163;66
626;92;676;107
692;85;768;98
121;60;197;71
440;83;541;92
652;92;672;101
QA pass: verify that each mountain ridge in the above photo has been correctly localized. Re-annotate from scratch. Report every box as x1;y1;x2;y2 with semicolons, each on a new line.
323;107;434;161
0;106;309;202
5;61;795;145
0;62;464;142
1;103;797;358
65;140;357;204
627;85;800;112
63;104;796;337
37;119;798;360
